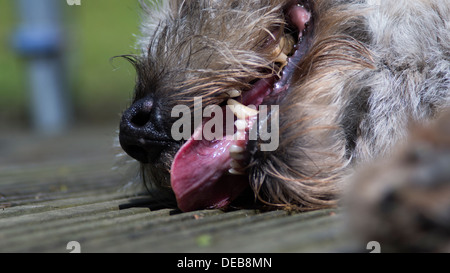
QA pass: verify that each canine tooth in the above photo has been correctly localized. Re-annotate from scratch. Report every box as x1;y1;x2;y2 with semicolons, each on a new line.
235;119;247;131
234;131;246;141
274;52;288;64
227;99;259;120
272;35;295;68
230;160;243;169
230;151;245;160
229;168;245;175
282;35;295;55
227;90;241;98
230;145;245;154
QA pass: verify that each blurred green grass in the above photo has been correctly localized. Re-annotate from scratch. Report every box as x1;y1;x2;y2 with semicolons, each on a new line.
0;0;142;127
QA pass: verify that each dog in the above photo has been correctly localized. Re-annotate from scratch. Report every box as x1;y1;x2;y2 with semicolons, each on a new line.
118;0;449;214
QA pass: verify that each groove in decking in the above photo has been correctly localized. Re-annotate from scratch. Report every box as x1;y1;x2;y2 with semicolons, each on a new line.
0;155;358;253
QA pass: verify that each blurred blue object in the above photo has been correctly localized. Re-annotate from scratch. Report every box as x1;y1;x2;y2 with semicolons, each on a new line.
13;25;62;56
13;0;72;135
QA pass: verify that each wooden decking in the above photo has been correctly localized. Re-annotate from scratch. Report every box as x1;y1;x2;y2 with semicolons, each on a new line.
0;127;358;253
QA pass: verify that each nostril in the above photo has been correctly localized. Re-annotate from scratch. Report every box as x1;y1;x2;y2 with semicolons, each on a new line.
130;111;152;127
129;99;154;128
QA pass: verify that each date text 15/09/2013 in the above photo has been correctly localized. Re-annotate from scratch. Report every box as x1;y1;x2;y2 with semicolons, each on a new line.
177;257;272;270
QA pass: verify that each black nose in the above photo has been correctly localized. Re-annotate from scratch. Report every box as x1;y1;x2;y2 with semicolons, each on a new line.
119;96;171;163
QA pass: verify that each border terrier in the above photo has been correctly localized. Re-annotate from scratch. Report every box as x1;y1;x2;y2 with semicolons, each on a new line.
118;0;449;213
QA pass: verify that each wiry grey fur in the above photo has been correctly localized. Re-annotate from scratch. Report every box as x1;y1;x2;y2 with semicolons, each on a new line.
123;0;449;211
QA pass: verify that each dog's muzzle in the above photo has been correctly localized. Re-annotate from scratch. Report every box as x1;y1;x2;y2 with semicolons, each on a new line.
119;95;173;164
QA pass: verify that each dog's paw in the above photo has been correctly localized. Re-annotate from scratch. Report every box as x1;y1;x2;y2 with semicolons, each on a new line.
348;111;450;252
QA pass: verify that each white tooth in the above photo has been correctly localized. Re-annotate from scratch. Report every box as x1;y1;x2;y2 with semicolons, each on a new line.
235;119;247;131
229;168;245;175
230;152;245;160
230;145;244;154
227;99;259;120
233;131;246;141
274;52;288;64
227;90;241;98
230;160;243;170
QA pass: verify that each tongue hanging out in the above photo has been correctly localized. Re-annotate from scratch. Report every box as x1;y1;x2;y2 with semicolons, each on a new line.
170;3;312;212
170;120;250;212
171;88;263;212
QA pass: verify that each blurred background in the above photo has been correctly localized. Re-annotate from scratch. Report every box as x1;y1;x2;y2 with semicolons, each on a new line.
0;0;142;166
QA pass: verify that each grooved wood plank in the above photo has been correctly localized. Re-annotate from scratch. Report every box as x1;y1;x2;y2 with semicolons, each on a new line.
0;129;357;253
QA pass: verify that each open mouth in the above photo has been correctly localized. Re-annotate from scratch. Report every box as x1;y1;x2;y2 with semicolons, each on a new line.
171;1;314;212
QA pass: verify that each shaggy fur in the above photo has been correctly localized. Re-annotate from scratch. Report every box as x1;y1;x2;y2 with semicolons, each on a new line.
120;0;449;211
348;110;450;252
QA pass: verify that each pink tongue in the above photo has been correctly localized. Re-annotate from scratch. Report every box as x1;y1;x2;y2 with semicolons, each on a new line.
170;79;272;212
171;119;249;212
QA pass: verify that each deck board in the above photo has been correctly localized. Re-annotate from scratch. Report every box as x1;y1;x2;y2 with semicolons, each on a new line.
0;128;359;253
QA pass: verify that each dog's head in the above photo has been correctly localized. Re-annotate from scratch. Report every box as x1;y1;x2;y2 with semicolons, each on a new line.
119;0;373;211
